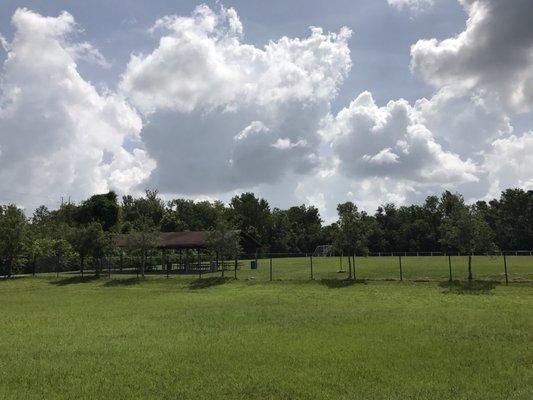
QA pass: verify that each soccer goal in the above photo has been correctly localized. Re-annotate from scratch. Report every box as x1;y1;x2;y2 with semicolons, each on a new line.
312;244;333;257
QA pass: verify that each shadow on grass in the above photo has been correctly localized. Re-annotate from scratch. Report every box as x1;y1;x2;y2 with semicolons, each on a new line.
319;278;366;289
50;275;101;286
189;277;232;290
439;280;499;295
104;277;140;287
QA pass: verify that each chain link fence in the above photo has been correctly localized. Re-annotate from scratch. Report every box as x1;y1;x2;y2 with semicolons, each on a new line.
2;251;532;283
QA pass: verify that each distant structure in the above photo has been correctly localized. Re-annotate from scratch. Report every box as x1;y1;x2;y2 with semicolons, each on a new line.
312;244;333;257
113;230;261;274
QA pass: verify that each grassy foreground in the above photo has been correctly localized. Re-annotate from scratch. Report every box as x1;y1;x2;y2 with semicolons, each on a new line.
1;276;532;399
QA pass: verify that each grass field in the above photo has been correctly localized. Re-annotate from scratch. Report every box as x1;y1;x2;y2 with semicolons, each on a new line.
1;276;532;399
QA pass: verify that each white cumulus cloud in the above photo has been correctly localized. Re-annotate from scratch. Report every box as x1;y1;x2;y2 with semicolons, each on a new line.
0;8;155;208
120;5;352;194
329;91;479;184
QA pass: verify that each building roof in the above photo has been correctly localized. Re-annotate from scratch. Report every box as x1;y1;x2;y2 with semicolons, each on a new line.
113;230;261;250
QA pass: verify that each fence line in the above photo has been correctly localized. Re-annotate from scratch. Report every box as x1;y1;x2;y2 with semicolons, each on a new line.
2;251;532;284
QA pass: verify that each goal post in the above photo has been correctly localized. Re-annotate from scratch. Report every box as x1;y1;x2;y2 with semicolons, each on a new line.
312;245;333;257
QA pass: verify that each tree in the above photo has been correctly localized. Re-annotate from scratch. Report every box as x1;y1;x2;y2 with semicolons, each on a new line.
76;192;119;231
51;239;74;277
229;193;271;251
333;202;371;279
268;209;293;253
0;205;28;278
122;190;165;229
70;222;113;276
124;216;160;277
160;211;187;232
29;238;56;275
491;189;533;250
440;199;496;281
285;205;323;253
206;219;241;278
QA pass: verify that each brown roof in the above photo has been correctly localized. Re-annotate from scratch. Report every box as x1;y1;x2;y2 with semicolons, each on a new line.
113;230;261;250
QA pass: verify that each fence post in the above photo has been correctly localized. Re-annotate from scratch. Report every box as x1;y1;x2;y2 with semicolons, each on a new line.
352;253;356;280
234;255;238;280
269;255;273;281
448;254;452;282
503;254;509;285
310;254;314;280
398;255;403;281
108;257;111;278
198;250;202;279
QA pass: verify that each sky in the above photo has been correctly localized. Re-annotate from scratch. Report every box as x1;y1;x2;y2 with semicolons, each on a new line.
0;0;532;222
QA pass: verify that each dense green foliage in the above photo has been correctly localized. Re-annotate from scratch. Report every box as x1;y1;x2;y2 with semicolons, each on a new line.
1;277;531;399
0;189;532;276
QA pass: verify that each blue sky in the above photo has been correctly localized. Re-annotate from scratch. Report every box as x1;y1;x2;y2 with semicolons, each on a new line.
0;0;532;221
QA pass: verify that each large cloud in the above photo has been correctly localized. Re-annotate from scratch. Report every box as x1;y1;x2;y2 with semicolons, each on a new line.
411;0;533;113
329;91;478;184
120;5;351;194
0;9;155;208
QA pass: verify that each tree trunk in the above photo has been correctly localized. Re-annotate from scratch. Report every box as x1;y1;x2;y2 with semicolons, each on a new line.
467;254;473;282
348;255;352;280
80;256;84;278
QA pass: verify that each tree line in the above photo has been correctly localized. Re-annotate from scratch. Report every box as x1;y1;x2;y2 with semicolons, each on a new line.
0;188;532;277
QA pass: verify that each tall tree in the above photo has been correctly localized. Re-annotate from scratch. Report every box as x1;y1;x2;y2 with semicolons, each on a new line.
76;191;119;231
334;202;371;279
206;219;242;277
491;189;533;250
0;205;28;278
124;216;160;277
286;205;323;253
229;193;271;251
122;190;165;229
440;199;496;281
70;222;113;276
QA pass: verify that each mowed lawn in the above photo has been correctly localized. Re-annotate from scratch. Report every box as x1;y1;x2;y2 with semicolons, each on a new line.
1;277;532;399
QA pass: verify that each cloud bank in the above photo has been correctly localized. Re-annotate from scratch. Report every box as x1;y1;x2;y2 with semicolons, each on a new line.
0;1;532;220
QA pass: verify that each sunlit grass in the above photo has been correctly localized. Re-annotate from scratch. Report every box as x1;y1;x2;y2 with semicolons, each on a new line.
1;276;532;399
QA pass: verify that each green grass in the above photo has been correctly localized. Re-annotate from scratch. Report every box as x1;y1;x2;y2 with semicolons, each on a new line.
1;276;532;399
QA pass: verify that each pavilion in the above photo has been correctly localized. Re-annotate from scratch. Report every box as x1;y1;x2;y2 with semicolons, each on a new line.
113;230;261;274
